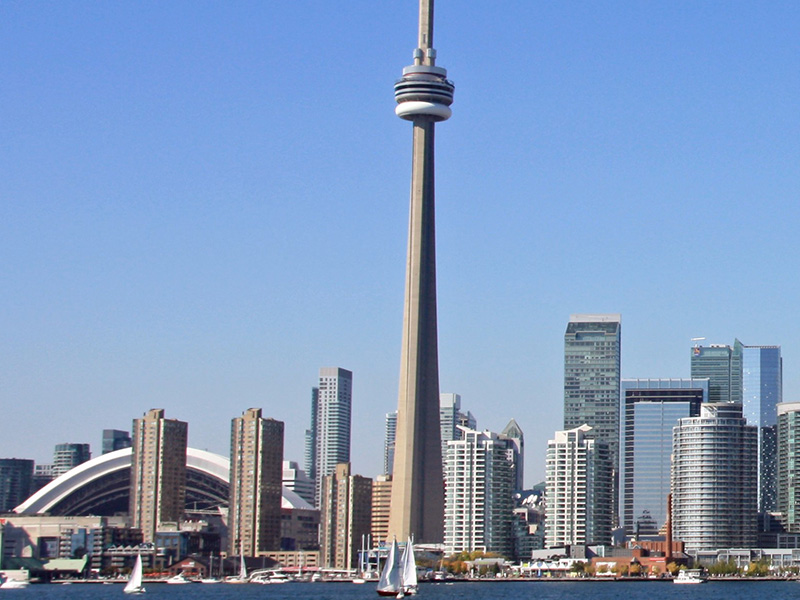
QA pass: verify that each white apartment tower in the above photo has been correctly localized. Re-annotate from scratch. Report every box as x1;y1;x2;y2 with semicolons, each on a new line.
444;427;514;556
312;367;353;505
545;425;612;548
672;403;758;552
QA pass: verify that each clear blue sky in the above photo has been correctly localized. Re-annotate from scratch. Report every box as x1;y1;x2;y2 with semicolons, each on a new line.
2;1;799;484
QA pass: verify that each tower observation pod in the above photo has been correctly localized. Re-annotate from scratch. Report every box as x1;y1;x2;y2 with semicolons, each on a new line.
394;49;454;122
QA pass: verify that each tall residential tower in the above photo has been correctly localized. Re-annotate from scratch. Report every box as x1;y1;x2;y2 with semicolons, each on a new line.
388;0;454;544
228;408;284;556
311;367;353;505
129;409;188;542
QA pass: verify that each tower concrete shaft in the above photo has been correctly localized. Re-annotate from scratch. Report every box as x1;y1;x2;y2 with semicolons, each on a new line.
388;0;453;544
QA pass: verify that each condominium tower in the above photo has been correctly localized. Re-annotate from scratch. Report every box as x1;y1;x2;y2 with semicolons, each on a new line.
672;403;757;553
444;427;514;556
545;425;612;548
563;314;621;473
741;343;782;512
319;463;373;570
388;0;454;544
52;443;91;477
228;408;284;556
778;402;800;531
310;367;353;505
129;409;188;542
619;378;707;536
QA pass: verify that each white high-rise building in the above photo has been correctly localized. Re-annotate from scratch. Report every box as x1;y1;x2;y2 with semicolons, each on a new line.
443;427;514;556
384;412;397;476
672;403;757;553
545;425;612;548
312;367;352;505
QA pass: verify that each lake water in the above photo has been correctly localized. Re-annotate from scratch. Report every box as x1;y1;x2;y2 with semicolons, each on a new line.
5;581;798;600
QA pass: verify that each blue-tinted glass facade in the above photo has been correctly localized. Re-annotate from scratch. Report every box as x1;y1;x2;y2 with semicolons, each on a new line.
620;379;707;536
742;344;782;512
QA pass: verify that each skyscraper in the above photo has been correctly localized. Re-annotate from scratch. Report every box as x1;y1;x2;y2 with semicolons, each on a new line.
283;460;315;507
102;429;131;455
0;458;34;513
690;341;743;403
371;475;393;545
619;378;707;536
312;367;352;505
319;463;373;570
741;343;782;512
228;408;284;556
384;411;397;476
52;443;91;477
500;419;524;492
777;402;800;531
672;403;757;553
129;409;188;542
443;427;514;556
388;0;454;545
545;425;612;548
563;314;621;475
439;393;476;461
304;387;318;485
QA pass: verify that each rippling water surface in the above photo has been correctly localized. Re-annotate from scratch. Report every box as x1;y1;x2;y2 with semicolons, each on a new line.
7;580;797;600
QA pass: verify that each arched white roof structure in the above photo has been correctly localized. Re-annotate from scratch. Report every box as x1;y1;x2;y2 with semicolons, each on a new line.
15;447;312;515
15;447;231;515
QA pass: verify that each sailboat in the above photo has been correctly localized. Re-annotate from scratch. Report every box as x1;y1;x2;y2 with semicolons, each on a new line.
226;545;248;584
400;539;418;595
376;538;403;597
123;554;146;594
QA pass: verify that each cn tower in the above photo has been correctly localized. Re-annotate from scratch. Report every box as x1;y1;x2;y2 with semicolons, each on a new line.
388;0;454;544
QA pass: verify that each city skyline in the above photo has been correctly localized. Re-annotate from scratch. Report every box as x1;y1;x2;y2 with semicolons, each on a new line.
3;3;800;485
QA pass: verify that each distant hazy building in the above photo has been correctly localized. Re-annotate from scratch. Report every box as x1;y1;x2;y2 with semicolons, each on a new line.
690;341;743;403
102;430;131;455
741;344;782;513
384;411;397;476
228;409;284;556
0;459;34;512
672;403;758;553
371;475;393;546
52;443;91;477
129;409;188;542
319;463;372;570
563;315;621;482
777;402;800;531
499;419;524;491
32;463;55;492
545;425;612;548
620;378;707;536
440;393;476;460
444;427;514;556
304;387;319;485
310;368;353;505
283;460;315;507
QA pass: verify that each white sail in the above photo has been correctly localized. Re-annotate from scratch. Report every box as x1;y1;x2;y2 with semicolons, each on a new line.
123;554;145;594
401;538;417;593
376;538;402;596
239;549;248;580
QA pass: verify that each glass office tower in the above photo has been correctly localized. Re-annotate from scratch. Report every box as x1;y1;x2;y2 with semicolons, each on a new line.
742;344;782;512
690;341;742;403
620;379;707;536
564;314;621;472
